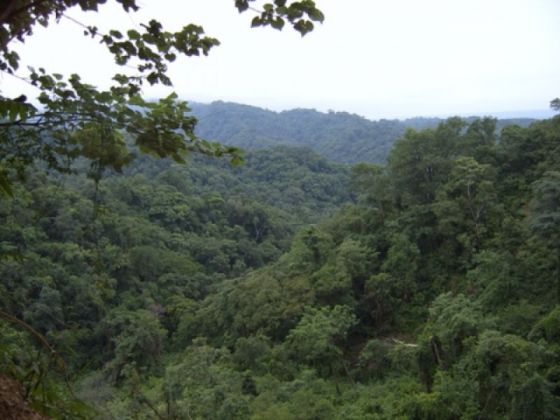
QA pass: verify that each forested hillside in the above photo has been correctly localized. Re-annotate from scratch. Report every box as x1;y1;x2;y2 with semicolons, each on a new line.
2;114;560;419
124;146;351;223
190;101;535;164
2;0;559;418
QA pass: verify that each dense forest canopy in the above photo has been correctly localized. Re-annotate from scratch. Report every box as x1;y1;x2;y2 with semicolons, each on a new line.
190;101;535;164
2;112;560;418
2;1;560;419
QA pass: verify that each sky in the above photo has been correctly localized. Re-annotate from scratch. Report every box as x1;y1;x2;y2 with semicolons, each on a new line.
2;0;560;120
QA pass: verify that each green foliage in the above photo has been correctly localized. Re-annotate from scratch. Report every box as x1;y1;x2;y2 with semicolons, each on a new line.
102;308;167;381
530;171;560;242
0;319;94;419
190;102;534;166
250;370;336;420
233;335;272;372
0;81;242;195
467;250;517;308
356;339;392;380
1;1;321;74
244;0;324;36
530;171;560;301
0;0;326;195
1;114;560;418
530;306;560;344
421;293;487;366
285;305;357;370
435;157;501;249
453;330;557;418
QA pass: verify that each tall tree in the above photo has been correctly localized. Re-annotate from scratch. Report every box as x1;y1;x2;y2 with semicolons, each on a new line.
530;171;560;302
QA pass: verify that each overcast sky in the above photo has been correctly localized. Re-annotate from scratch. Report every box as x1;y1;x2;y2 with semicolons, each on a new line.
2;0;559;119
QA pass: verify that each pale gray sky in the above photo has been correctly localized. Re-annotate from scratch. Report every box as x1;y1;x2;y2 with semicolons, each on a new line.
2;0;559;119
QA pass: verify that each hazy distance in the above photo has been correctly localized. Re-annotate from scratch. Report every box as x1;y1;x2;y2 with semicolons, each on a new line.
2;0;559;120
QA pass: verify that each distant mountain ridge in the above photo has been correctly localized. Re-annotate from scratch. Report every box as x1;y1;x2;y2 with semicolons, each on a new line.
189;101;536;164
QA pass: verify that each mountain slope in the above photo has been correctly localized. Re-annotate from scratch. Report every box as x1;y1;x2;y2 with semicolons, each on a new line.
190;101;535;164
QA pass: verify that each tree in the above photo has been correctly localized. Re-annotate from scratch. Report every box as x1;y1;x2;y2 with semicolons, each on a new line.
364;233;420;329
530;171;560;302
285;305;356;372
102;308;167;381
350;162;393;220
434;156;501;255
388;118;464;207
0;0;324;195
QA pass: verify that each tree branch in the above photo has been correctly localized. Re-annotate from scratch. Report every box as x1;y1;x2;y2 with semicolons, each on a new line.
0;0;19;25
1;0;52;26
0;309;58;359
